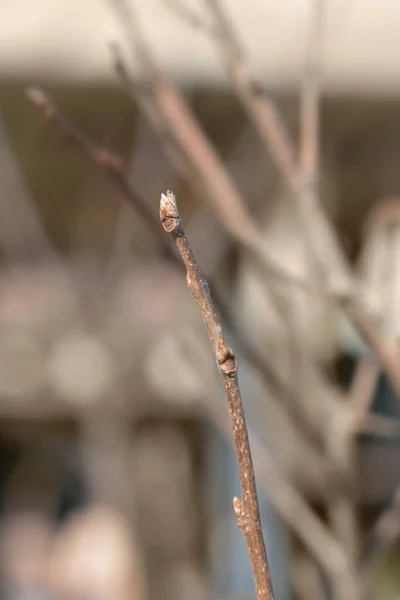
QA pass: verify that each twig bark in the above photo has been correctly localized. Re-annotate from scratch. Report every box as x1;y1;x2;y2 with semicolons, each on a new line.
160;189;275;600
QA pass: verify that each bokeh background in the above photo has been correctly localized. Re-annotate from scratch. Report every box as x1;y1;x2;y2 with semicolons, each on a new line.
0;1;400;599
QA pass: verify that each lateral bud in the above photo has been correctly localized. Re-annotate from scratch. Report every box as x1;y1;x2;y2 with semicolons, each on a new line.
216;340;237;377
233;496;242;517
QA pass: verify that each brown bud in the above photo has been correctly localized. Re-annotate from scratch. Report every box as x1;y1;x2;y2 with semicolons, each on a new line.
160;191;181;235
216;340;237;377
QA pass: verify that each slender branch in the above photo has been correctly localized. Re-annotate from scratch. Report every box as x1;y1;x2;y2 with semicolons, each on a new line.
348;359;379;427
202;0;298;190
110;42;190;179
160;190;274;600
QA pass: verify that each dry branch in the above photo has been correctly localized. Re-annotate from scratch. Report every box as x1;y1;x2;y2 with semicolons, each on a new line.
349;359;380;428
160;189;275;600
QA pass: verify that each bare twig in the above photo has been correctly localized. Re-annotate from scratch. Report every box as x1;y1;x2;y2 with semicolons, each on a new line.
349;359;380;427
202;0;297;180
110;42;190;180
160;190;274;600
291;549;325;600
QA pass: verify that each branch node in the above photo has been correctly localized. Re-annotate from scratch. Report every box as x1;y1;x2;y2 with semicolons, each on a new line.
216;340;237;377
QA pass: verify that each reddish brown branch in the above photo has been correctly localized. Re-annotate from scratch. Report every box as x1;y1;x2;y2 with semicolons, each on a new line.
160;190;275;600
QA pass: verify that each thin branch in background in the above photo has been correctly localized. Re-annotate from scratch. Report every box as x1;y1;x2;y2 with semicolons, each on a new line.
201;0;346;287
291;548;325;600
202;0;297;180
348;359;380;428
299;0;325;188
299;4;359;597
159;0;400;404
25;86;182;270
109;0;317;297
196;0;400;401
110;42;191;180
160;189;273;600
